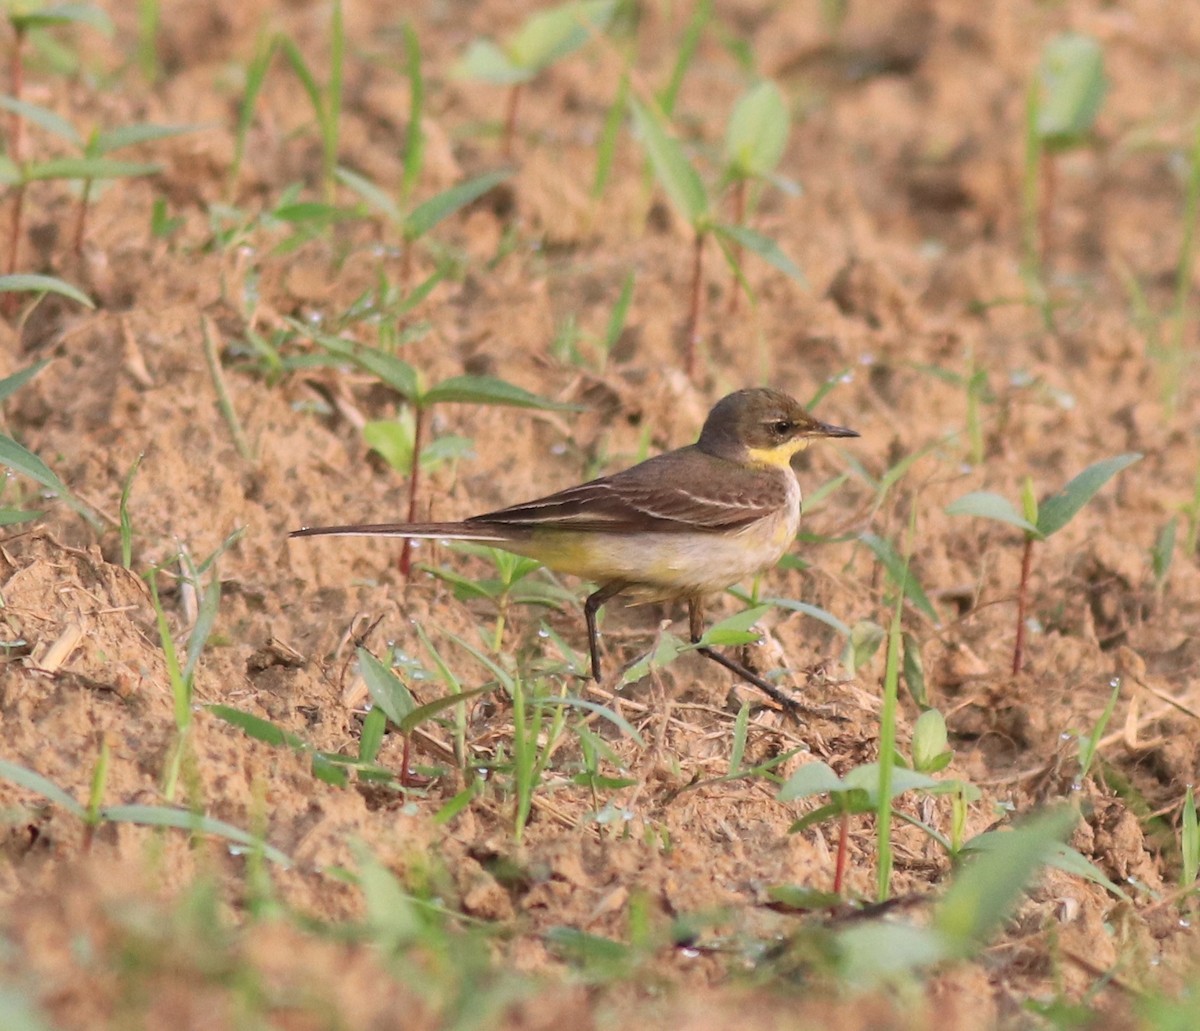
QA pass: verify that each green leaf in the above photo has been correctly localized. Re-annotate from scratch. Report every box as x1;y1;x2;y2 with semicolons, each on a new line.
398;684;496;735
421;374;577;410
335;165;402;223
778;760;845;800
860;533;939;623
0;274;91;307
91;123;193;155
1182;787;1199;888
1040;841;1128;901
0;94;81;144
841;762;939;800
0;358;50;403
724;80;789;178
902;630;927;708
362;419;413;472
272;201;359;224
1037;33;1107;149
842;618;885;676
945;490;1039;536
403;169;511;240
99;804;292;866
358;648;417;724
833;922;952;984
24;157;160;181
629;97;708;224
207;705;307;750
0;759;85;817
182;576;220;684
359;706;387;763
508;0;615;73
1036;453;1141;538
935;807;1076;955
911;708;950;773
454;38;529;85
764;597;850;638
0;432;96;524
0;506;41;525
301;326;421;398
8;3;112;32
697;604;772;647
352;842;421;948
713;222;806;283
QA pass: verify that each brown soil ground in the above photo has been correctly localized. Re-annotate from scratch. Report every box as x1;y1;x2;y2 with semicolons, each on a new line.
2;1;1199;1027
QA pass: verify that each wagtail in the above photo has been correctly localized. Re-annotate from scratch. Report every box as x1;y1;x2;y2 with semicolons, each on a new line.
292;387;857;712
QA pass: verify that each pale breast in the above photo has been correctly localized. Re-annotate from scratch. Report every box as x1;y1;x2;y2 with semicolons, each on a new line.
613;470;802;598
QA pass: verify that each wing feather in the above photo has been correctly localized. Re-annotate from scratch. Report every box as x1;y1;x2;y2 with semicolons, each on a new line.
467;448;790;534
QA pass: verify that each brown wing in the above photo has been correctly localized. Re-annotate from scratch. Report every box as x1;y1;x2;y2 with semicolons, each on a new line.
466;446;789;534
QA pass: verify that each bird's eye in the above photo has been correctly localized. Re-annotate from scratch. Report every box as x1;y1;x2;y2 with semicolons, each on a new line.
772;420;792;435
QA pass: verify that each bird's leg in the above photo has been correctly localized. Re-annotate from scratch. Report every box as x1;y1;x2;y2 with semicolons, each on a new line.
584;581;627;681
688;597;812;718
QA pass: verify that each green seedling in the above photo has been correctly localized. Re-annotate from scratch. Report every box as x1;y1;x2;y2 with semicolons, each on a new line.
720;79;798;314
0;94;191;254
0;350;100;528
860;532;939;625
629;96;804;378
779;760;940;897
772;807;1076;985
1023;33;1107;276
909;708;954;776
208;702;404;790
117;452;141;569
336;165;511;287
1182;787;1199;892
657;0;710;118
359;645;497;789
1150;517;1177;607
591;71;629;200
147;531;239;801
1074;677;1121;788
1;1;110;305
0;757;291;865
423;542;574;656
136;0;159;81
278;1;343;201
228;1;344;201
294;320;576;575
1162;119;1200;415
946;452;1141;674
455;0;616;157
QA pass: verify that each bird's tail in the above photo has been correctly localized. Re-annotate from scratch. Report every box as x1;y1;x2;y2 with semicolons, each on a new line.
289;521;515;543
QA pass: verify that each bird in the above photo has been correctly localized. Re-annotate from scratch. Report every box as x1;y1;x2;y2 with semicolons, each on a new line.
291;387;858;713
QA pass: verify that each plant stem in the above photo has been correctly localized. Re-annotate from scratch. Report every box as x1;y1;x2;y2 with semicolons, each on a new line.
685;229;706;378
726;179;746;315
833;809;850;896
1012;535;1035;675
3;26;27;316
72;179;94;256
399;404;425;577
502;83;522;158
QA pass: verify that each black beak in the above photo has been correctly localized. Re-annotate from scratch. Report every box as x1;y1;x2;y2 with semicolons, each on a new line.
812;419;859;438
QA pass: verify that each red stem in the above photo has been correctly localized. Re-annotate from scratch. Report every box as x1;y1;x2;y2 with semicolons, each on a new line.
3;27;26;314
399;404;425;578
1012;536;1035;675
833;809;850;896
685;230;706;378
726;179;746;315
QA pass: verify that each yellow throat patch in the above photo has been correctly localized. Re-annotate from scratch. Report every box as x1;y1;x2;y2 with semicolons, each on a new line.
744;438;810;469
